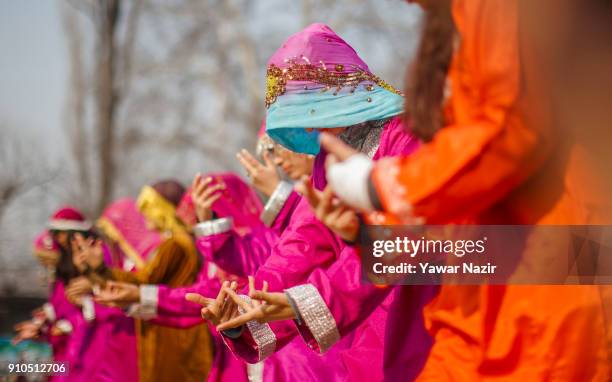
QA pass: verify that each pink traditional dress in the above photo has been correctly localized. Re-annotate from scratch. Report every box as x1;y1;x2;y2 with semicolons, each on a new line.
32;230;81;381
47;200;158;382
132;173;258;382
221;24;420;382
45;200;158;382
41;207;105;381
144;172;347;382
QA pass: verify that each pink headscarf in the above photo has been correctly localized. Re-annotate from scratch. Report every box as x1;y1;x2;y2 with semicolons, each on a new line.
96;198;162;269
176;191;198;228
47;206;91;231
258;119;267;138
267;23;370;78
177;173;263;235
265;23;404;155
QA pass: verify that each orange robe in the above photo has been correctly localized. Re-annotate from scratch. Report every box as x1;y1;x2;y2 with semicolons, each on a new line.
371;0;611;379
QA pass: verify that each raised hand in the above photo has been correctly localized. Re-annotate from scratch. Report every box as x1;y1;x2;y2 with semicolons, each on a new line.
236;149;280;197
191;173;225;222
94;280;140;308
319;132;359;167
185;281;238;326
296;176;360;242
31;306;46;321
216;276;295;331
34;249;59;267
12;320;42;344
65;276;93;306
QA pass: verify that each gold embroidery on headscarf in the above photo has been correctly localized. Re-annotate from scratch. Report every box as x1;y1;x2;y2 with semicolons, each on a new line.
265;57;403;108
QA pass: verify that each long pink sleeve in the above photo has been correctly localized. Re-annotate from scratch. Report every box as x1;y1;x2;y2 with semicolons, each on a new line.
221;200;345;362
196;226;279;279
195;189;301;278
129;260;222;328
140;190;301;329
285;245;438;381
150;279;221;328
254;200;343;291
44;282;81;366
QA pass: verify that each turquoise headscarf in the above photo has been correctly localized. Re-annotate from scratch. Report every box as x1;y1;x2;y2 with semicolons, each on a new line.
265;23;404;155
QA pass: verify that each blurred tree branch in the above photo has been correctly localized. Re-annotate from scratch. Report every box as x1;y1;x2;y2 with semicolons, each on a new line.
59;0;419;212
0;132;57;223
61;4;91;208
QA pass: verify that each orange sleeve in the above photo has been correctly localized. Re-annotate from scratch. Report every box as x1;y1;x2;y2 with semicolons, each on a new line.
372;0;552;223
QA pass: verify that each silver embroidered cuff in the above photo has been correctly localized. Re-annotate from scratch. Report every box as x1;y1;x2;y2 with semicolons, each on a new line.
42;303;56;322
82;296;95;322
140;284;158;316
125;303;156;320
260;181;293;227
238;295;276;361
285;284;340;353
193;217;234;237
55;319;73;334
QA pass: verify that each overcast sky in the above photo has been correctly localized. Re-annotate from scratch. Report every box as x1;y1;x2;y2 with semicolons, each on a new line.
0;1;66;152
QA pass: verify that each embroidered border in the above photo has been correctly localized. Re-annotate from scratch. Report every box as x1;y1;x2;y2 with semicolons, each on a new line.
260;182;293;227
193;217;234;237
238;295;276;361
285;284;340;353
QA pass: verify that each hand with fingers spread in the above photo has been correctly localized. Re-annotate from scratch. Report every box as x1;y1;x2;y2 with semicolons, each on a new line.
192;173;226;222
216;276;296;331
185;281;239;326
296;175;360;242
71;233;104;272
236;149;280;197
65;276;93;306
12;320;43;344
31;307;46;321
94;280;140;308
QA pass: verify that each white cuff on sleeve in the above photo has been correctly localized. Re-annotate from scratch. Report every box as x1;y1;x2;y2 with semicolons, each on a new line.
82;296;95;322
327;153;374;211
127;284;158;320
55;319;73;334
260;181;293;227
193;217;234;237
140;284;158;311
42;303;56;322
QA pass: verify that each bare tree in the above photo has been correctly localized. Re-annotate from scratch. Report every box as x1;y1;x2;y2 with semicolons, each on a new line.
61;5;91;208
62;0;140;214
0;130;56;223
92;0;120;213
60;0;421;208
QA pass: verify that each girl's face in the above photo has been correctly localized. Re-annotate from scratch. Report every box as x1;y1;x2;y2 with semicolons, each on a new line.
273;148;314;180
